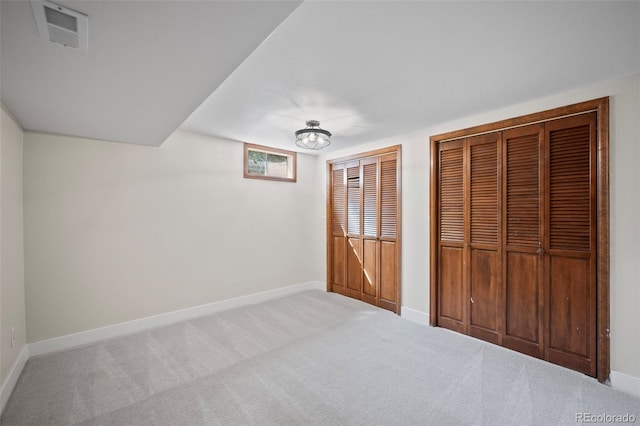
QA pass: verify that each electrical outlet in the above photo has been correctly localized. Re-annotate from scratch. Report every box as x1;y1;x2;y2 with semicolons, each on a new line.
11;326;15;348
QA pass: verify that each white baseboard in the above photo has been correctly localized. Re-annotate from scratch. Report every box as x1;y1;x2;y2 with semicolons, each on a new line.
401;306;429;325
610;370;640;398
29;281;325;357
1;345;29;414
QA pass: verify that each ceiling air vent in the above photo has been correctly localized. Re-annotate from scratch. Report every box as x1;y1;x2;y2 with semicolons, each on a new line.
31;1;88;53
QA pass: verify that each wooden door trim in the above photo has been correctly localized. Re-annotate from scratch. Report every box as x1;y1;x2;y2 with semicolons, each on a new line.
327;145;402;165
429;98;610;383
395;147;403;313
432;98;607;143
595;99;610;383
327;145;402;314
430;138;439;328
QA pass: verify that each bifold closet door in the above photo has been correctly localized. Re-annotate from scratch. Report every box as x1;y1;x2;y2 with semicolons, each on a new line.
502;124;545;359
328;148;401;313
361;157;378;306
437;139;466;333
345;161;362;300
544;113;597;376
468;133;501;344
378;153;399;312
432;100;607;379
437;134;501;341
330;163;346;296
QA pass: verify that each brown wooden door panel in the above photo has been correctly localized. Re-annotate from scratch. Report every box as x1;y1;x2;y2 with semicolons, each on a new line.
380;154;398;240
469;249;499;343
439;142;464;243
361;157;379;306
379;152;400;312
548;256;591;357
346;162;361;237
544;113;597;376
437;140;466;333
362;239;377;301
379;241;396;302
548;117;593;253
346;237;362;299
469;134;499;246
329;165;347;296
331;166;346;237
331;236;346;294
363;158;378;238
379;240;397;311
504;125;543;248
502;124;544;358
439;246;464;326
504;252;542;358
468;133;501;344
547;349;594;378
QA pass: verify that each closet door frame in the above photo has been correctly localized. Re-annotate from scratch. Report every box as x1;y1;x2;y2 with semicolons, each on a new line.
327;145;402;314
429;97;610;383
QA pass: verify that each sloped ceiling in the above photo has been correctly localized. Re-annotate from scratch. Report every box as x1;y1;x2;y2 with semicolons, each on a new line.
2;1;639;152
0;1;302;146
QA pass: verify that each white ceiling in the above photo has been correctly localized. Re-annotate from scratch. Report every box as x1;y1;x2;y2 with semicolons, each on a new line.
2;1;639;153
1;0;301;146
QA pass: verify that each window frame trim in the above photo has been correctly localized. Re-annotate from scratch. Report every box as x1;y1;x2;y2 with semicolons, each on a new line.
243;143;297;183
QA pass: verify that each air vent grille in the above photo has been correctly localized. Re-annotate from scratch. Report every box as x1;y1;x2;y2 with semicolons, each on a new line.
44;6;78;32
32;1;88;53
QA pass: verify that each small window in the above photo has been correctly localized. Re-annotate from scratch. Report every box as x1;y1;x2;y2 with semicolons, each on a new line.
244;143;297;182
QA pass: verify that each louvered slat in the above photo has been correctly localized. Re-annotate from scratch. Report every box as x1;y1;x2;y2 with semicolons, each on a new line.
506;133;540;246
347;165;360;235
332;168;345;235
471;142;498;244
363;162;377;237
549;125;591;251
380;157;397;238
439;146;463;242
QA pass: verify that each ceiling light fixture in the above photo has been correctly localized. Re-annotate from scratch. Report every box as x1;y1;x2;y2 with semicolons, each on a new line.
295;120;331;150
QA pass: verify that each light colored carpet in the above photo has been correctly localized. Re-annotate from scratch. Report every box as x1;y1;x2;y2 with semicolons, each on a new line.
2;290;638;425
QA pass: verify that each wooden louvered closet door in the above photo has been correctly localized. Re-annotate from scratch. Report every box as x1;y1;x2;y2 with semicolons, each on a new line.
437;139;466;333
434;109;599;377
437;134;501;341
468;133;501;344
544;113;597;376
361;157;378;306
345;161;362;300
502;124;544;359
329;164;346;296
379;153;399;312
327;147;401;313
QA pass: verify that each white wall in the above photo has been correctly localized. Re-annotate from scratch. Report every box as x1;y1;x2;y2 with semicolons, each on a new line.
23;130;321;343
0;106;26;388
318;74;640;380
